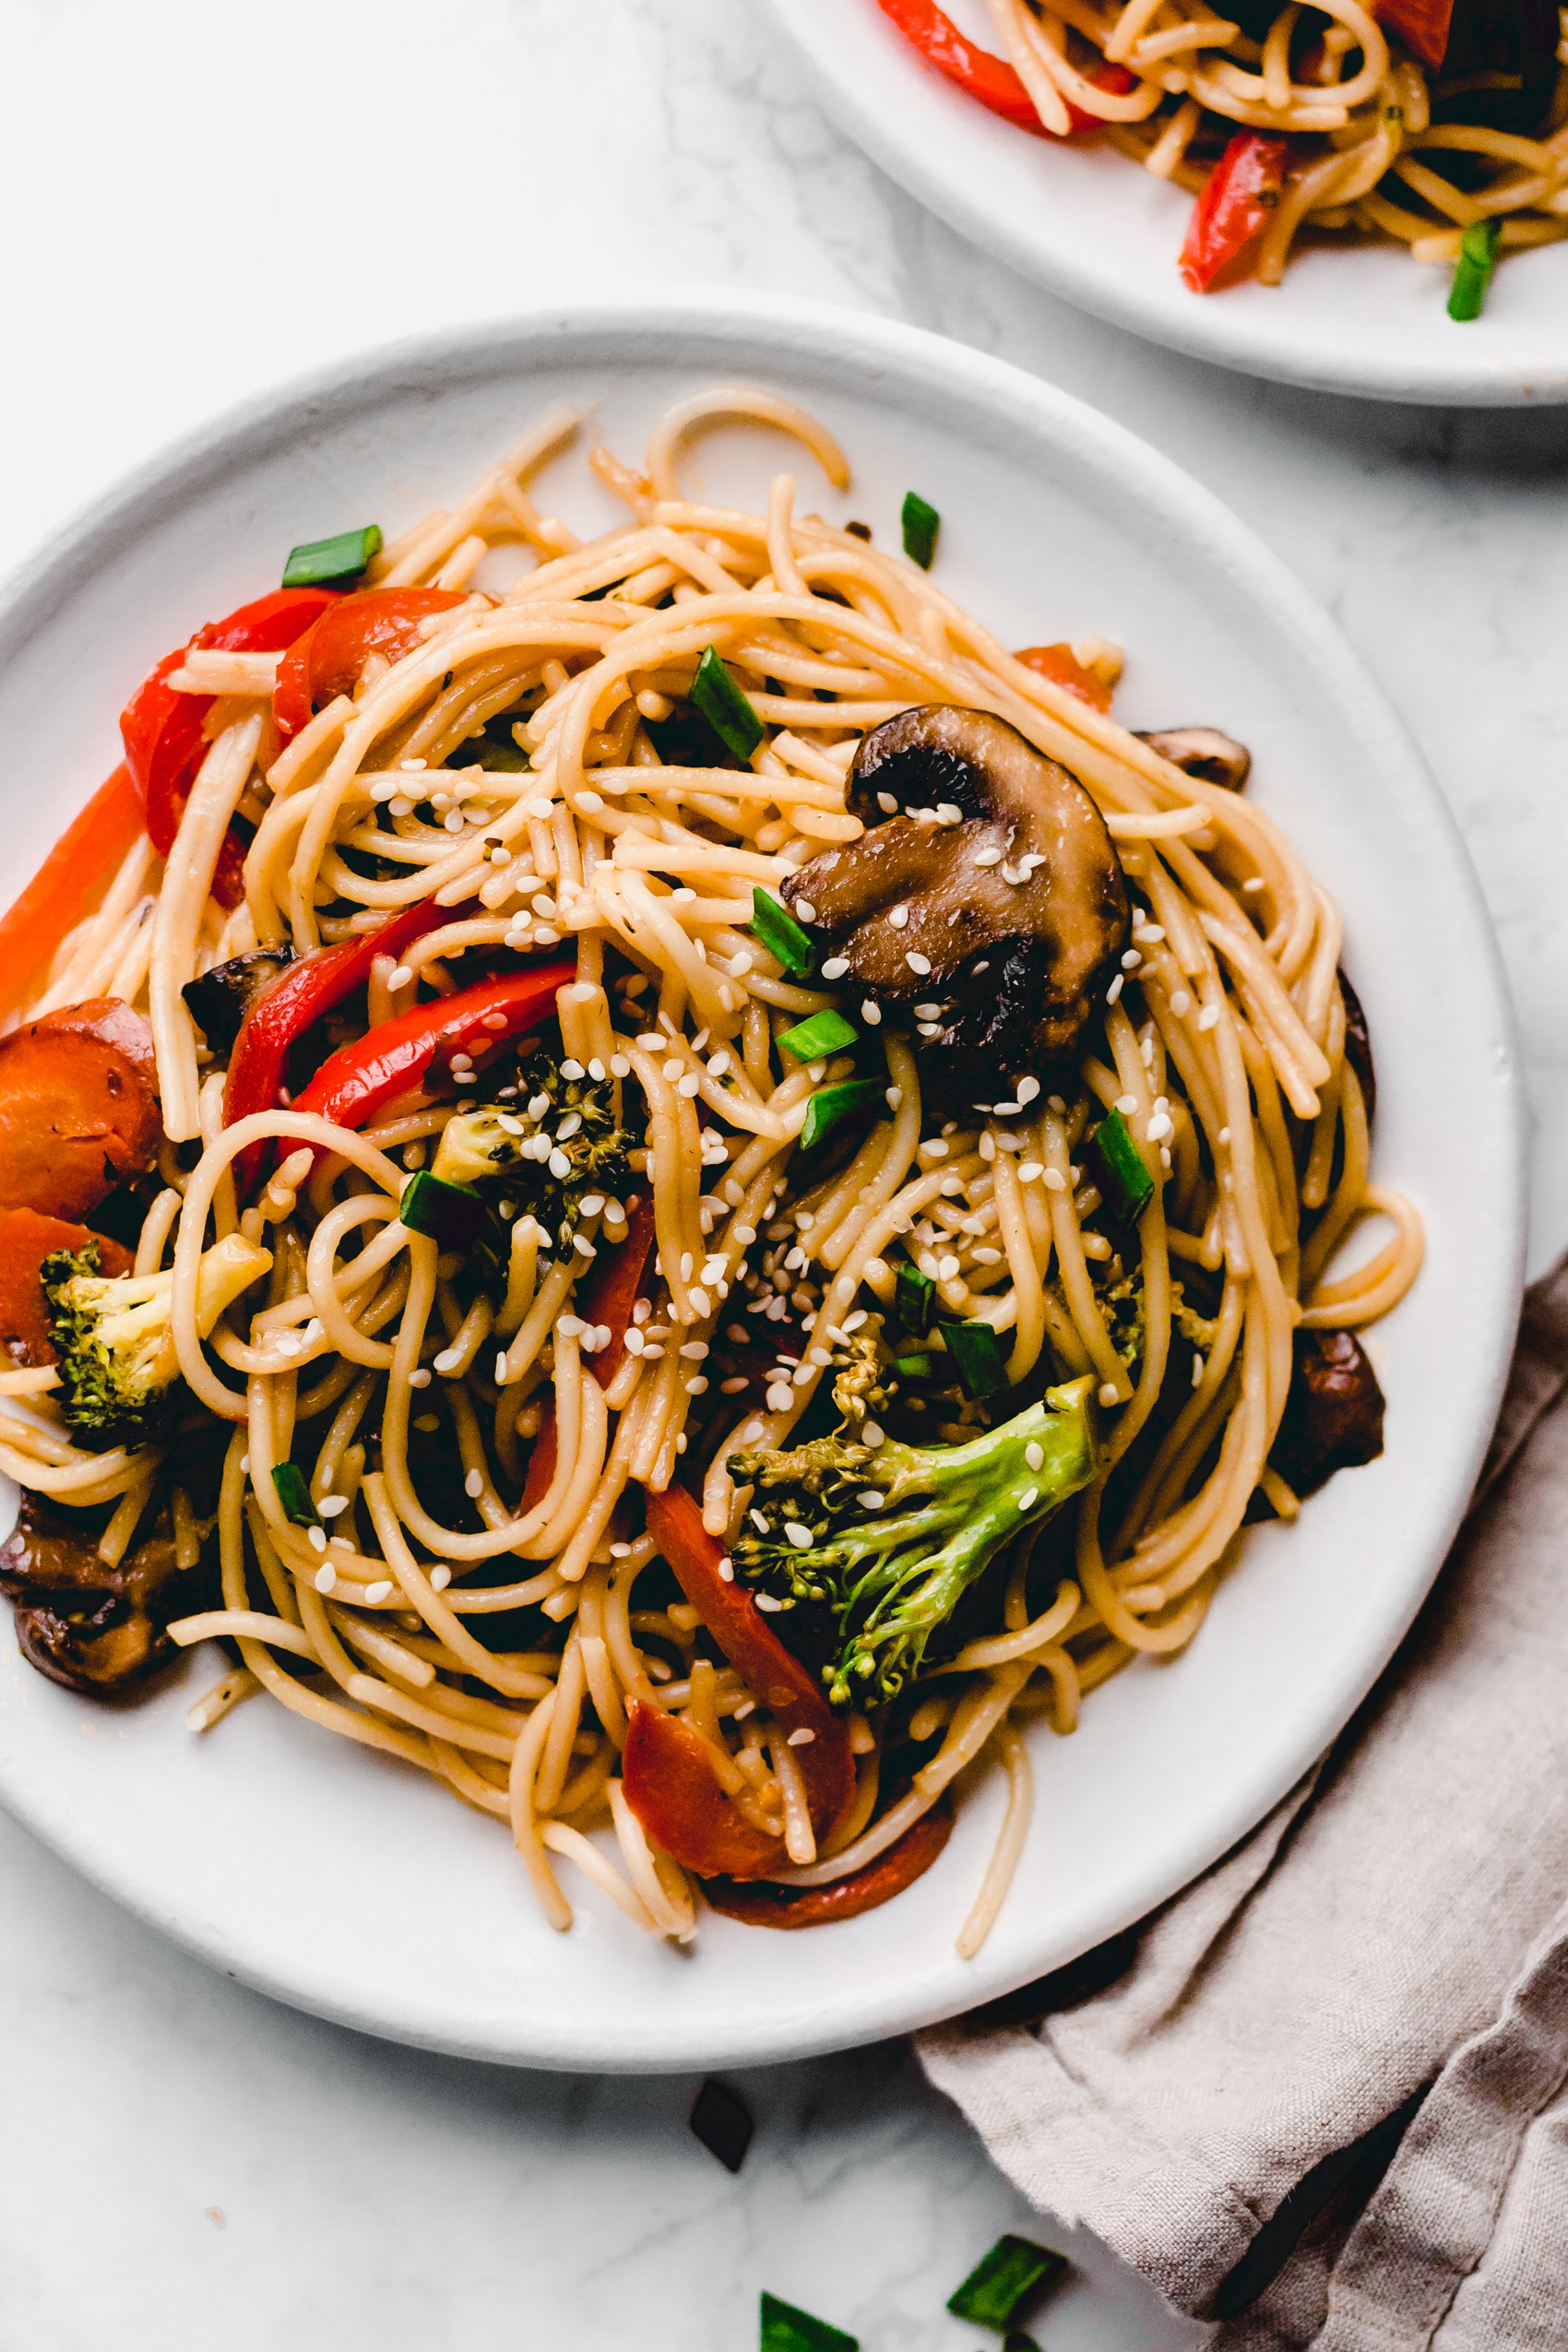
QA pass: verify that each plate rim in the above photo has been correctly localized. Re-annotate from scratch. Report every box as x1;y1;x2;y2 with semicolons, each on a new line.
0;291;1527;2069
760;0;1568;410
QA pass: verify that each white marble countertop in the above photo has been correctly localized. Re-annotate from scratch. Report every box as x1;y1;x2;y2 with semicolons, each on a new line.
0;1;1563;2344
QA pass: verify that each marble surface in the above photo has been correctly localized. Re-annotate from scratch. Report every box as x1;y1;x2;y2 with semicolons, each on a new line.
0;0;1563;2343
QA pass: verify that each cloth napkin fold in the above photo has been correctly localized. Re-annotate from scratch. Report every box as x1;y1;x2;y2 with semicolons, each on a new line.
921;1258;1568;2348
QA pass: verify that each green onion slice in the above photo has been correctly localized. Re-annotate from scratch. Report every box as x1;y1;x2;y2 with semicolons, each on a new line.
893;1351;939;1380
272;1463;320;1528
749;886;817;977
946;2235;1067;2328
942;1317;1010;1400
399;1170;484;1250
778;1008;858;1061
799;1078;885;1152
690;644;764;760
901;490;940;570
1448;218;1501;323
281;525;383;588
1084;1107;1154;1226
896;1260;935;1336
760;2292;858;2352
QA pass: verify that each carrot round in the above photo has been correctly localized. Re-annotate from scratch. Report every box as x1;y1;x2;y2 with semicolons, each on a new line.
0;1208;134;1367
0;769;146;1021
0;1000;162;1221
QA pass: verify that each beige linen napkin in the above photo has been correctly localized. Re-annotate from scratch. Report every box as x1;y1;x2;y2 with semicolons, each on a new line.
921;1259;1568;2348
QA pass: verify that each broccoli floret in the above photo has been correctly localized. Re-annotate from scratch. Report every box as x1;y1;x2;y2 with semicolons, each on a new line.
431;1051;632;1258
729;1373;1099;1706
42;1232;272;1447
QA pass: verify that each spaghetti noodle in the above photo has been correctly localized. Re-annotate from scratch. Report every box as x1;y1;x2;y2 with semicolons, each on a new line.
0;387;1421;1954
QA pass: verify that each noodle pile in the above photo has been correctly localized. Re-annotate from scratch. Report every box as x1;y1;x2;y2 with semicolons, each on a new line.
0;387;1422;1953
980;0;1568;283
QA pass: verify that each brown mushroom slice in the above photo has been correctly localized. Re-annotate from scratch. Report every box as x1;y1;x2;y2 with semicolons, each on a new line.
1268;1327;1385;1502
1338;967;1375;1128
782;705;1128;1083
1136;727;1251;792
0;1489;181;1695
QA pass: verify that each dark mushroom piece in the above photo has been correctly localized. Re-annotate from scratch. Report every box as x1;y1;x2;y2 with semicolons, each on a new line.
1338;968;1375;1129
781;706;1129;1087
1268;1327;1386;1503
0;1490;184;1694
182;945;296;1054
1136;727;1252;793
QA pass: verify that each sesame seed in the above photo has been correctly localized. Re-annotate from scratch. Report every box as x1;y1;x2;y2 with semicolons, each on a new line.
1107;975;1124;1004
1016;1075;1040;1105
938;1254;960;1280
610;1053;631;1076
430;1566;452;1591
889;904;909;929
1242;875;1265;893
1016;1487;1039;1513
409;1368;432;1388
793;898;817;923
1146;1113;1172;1143
1025;1441;1044;1470
821;956;849;979
1197;1004;1219;1031
766;1384;793;1411
755;1593;783;1612
1099;1381;1121;1407
885;1087;903;1112
785;1522;814;1549
1218;1126;1230;1145
1121;949;1142;970
787;1726;818;1746
1193;1353;1206;1387
684;1376;708;1394
306;1525;327;1553
314;1562;336;1590
678;1074;700;1097
876;791;898;814
433;1348;461;1373
494;1353;509;1383
364;1582;394;1604
861;1421;885;1448
741;1420;764;1441
1043;1168;1067;1193
319;1495;350;1517
548;1148;572;1179
718;1556;735;1583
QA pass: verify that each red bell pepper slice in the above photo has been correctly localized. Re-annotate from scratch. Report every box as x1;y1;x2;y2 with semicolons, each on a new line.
290;956;576;1146
701;1803;955;1929
639;1482;854;1835
120;587;339;908
0;766;146;1019
1015;642;1113;714
222;896;457;1192
874;0;1136;135
272;587;478;742
578;1193;657;1391
1180;134;1290;293
1375;0;1452;69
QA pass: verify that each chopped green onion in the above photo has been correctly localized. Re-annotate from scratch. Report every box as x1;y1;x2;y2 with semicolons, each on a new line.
799;1078;885;1153
896;1260;936;1336
1448;218;1501;322
778;1009;859;1061
1084;1106;1154;1226
942;1317;1009;1400
893;1351;939;1380
281;524;382;588
690;644;764;760
946;2235;1067;2328
760;2293;858;2352
399;1170;484;1250
749;886;817;977
272;1463;320;1528
901;490;940;570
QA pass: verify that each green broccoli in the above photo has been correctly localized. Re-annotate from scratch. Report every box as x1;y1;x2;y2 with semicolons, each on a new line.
42;1232;272;1446
728;1373;1098;1706
431;1051;632;1259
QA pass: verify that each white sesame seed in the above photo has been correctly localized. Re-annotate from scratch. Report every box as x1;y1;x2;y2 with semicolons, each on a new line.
938;1254;960;1280
785;1522;814;1549
495;1352;510;1383
1242;875;1265;893
318;1495;350;1517
1193;1353;1206;1387
610;1053;631;1076
409;1368;432;1388
1043;1168;1067;1193
821;956;849;979
1146;1113;1173;1143
1025;1441;1045;1471
793;898;817;924
1107;975;1124;1004
432;1348;461;1373
766;1384;793;1411
1017;1487;1039;1513
430;1566;452;1591
1121;949;1142;970
741;1420;764;1441
677;1074;701;1097
364;1581;394;1605
1218;1126;1230;1145
1099;1381;1121;1407
1014;1075;1040;1106
876;791;898;814
1018;1160;1043;1182
787;1726;818;1746
718;1556;735;1583
240;1455;251;1475
889;904;909;930
305;1524;327;1553
861;1420;885;1448
314;1562;336;1591
1197;1004;1219;1031
684;1376;708;1395
548;1148;572;1179
755;1593;783;1612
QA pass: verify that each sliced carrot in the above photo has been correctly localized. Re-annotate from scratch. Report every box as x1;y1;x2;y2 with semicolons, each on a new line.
0;768;147;1021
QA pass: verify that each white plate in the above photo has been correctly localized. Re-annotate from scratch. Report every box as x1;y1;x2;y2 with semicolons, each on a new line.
0;295;1524;2071
765;0;1568;406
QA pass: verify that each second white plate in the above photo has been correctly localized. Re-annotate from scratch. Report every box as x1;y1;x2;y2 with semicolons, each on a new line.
765;0;1568;406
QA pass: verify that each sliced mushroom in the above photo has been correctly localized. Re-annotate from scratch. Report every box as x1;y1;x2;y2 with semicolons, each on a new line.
183;945;295;1053
1136;727;1252;793
0;1490;183;1694
781;706;1128;1084
1268;1327;1385;1503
